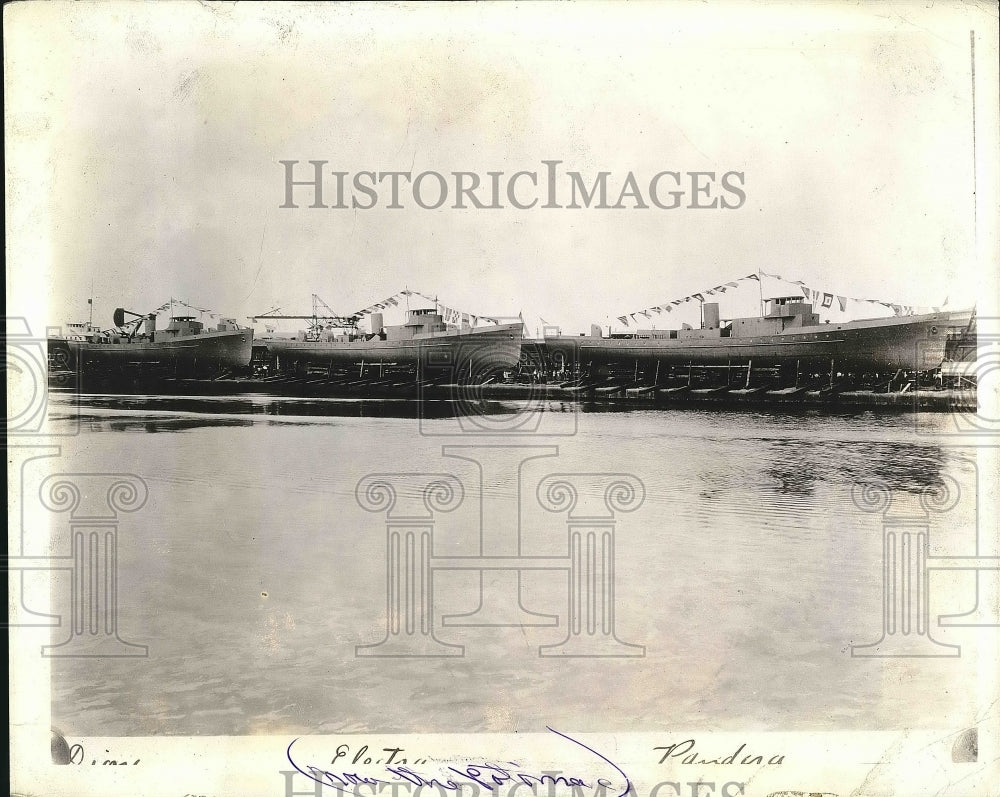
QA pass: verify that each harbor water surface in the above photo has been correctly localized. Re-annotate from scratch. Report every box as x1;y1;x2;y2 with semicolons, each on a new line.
46;394;983;735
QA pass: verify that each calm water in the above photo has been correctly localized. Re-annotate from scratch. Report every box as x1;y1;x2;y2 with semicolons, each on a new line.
44;393;983;735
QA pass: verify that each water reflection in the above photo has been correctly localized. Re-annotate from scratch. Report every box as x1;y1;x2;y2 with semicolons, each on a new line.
49;393;528;430
765;439;948;495
764;463;817;496
696;438;947;506
103;418;256;434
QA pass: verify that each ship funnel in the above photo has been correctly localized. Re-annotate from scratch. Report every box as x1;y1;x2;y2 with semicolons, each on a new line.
144;314;156;337
703;302;720;330
369;312;384;334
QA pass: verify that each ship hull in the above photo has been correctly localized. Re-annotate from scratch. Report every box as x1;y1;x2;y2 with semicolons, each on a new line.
548;311;969;373
261;322;523;374
48;328;254;372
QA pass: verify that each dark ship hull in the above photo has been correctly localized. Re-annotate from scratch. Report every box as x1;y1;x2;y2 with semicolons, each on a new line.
48;328;254;374
548;308;972;373
262;322;524;375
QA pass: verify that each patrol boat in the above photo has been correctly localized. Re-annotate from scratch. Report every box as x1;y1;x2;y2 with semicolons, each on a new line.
259;307;524;377
546;296;973;374
47;306;254;375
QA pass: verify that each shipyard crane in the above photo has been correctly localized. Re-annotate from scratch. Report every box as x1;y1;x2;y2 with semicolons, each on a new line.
248;294;359;339
311;294;339;319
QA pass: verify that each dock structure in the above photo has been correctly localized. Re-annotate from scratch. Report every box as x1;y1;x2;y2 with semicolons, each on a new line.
48;369;975;412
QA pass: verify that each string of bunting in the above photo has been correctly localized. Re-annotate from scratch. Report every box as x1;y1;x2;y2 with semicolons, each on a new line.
615;271;924;327
404;289;504;326
348;291;402;322
350;289;503;327
153;298;225;319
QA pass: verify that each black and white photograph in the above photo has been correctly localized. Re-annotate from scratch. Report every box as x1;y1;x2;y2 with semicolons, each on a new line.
6;2;999;795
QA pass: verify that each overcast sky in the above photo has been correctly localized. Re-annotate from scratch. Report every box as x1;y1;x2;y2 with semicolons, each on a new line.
7;2;999;335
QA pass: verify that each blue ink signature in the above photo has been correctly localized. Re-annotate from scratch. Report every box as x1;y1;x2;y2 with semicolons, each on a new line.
287;726;632;797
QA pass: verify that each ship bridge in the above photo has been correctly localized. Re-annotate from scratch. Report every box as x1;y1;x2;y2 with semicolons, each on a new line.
385;309;448;340
726;297;820;336
162;316;204;337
